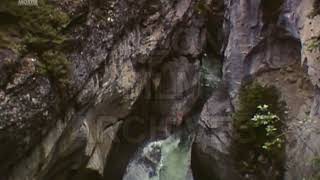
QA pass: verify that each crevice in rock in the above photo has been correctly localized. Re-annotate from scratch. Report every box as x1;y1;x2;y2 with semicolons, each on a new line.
103;88;153;180
192;145;222;180
103;121;147;180
191;0;226;179
260;0;284;25
68;169;103;180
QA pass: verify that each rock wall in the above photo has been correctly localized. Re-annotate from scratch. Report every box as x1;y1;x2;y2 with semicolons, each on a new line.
1;0;320;179
193;0;320;179
0;0;205;179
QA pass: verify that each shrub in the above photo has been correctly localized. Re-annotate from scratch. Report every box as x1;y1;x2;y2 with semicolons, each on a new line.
306;36;320;63
250;105;284;151
232;83;286;179
306;36;320;53
37;50;70;89
0;0;71;89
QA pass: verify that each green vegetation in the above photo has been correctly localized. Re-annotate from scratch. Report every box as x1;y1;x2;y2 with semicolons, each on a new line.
0;0;71;89
232;83;286;179
194;0;210;15
306;36;320;53
0;30;21;53
306;36;320;63
37;50;70;88
0;0;70;40
251;105;284;150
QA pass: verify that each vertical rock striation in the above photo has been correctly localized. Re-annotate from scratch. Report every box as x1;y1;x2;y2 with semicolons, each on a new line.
1;0;320;179
0;0;205;179
194;0;320;179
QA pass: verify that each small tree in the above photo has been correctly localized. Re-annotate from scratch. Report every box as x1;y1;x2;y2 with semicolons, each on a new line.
232;83;286;179
250;105;284;151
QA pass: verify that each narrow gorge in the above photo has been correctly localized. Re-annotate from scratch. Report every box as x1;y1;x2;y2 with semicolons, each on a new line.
0;0;320;180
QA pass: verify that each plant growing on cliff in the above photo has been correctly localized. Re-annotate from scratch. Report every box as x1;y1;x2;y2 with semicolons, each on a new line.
37;50;70;89
306;36;320;53
232;83;286;179
306;36;320;64
250;105;284;151
194;0;210;15
0;0;71;90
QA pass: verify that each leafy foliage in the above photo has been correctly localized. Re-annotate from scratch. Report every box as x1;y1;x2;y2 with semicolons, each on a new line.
250;105;284;151
0;0;70;39
306;36;320;63
306;36;320;53
37;50;70;88
232;83;286;179
0;0;71;89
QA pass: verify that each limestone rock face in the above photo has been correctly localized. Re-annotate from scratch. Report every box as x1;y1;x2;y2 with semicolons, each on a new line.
279;1;320;179
1;0;320;179
0;0;205;179
193;88;240;180
193;0;320;179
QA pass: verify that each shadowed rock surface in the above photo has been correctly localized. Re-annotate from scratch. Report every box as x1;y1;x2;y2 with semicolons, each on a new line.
0;0;320;180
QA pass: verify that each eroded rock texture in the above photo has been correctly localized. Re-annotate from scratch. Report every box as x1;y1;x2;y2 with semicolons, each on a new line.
193;0;320;180
1;0;320;179
0;0;205;179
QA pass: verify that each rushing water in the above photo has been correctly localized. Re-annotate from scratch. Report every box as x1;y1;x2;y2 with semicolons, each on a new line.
123;132;194;180
122;50;219;180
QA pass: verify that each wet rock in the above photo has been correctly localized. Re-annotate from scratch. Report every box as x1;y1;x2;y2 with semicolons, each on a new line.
1;0;205;179
193;87;240;180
